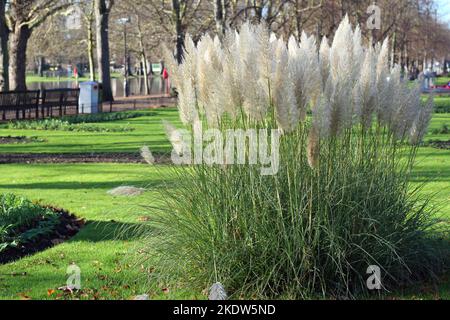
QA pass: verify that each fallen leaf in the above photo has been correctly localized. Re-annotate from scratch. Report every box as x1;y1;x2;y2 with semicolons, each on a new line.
58;286;75;294
18;292;31;300
47;289;55;296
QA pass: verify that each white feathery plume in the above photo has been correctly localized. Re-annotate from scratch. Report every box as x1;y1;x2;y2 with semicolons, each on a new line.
376;38;390;82
330;15;354;82
375;41;395;127
391;79;422;139
163;120;187;156
288;32;321;120
166;16;434;152
166;34;200;125
239;22;269;120
140;146;155;165
353;47;377;129
312;91;332;138
410;94;434;145
352;25;364;72
319;36;330;87
196;34;224;126
272;38;299;132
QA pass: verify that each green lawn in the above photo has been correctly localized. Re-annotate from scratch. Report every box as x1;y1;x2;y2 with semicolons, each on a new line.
0;108;180;154
0;164;198;300
435;76;450;86
0;105;448;300
25;73;124;84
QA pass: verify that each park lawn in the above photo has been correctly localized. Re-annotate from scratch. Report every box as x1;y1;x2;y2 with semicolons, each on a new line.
435;76;450;86
0;108;180;154
0;163;201;300
25;73;124;84
0;107;448;300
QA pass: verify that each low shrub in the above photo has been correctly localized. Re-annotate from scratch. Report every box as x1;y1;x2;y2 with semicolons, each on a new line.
433;98;450;113
0;194;59;252
7;118;135;133
60;111;150;124
432;123;449;135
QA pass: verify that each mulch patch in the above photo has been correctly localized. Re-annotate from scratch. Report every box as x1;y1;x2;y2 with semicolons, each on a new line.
0;136;43;144
0;207;85;265
0;153;172;164
428;140;450;150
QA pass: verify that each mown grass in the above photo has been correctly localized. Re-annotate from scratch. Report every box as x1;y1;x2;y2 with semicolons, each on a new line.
0;108;180;154
434;76;450;86
0;164;200;300
0;105;448;300
25;73;123;84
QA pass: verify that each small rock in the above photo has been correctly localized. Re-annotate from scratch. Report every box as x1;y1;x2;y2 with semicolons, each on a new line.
107;186;145;197
134;294;149;300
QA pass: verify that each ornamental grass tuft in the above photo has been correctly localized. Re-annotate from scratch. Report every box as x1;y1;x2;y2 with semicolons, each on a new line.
139;16;449;299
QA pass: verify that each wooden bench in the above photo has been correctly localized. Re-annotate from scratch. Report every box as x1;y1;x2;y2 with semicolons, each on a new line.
40;88;80;117
0;90;40;120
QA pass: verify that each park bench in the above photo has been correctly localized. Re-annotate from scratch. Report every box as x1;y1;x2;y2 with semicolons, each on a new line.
0;90;40;120
40;88;80;117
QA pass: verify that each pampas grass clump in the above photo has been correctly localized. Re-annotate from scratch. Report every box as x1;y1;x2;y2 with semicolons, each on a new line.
141;16;449;299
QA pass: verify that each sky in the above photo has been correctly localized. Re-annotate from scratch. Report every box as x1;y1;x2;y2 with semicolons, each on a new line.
436;0;450;26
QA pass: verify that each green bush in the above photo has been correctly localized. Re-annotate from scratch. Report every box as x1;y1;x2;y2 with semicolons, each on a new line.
7;118;135;133
432;123;449;135
60;111;150;124
0;194;58;252
433;98;450;113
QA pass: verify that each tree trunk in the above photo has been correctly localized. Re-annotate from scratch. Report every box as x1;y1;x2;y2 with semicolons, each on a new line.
214;0;226;36
87;18;95;81
0;0;9;91
9;25;31;91
37;56;44;77
136;16;150;95
95;0;113;101
172;0;184;64
142;54;149;95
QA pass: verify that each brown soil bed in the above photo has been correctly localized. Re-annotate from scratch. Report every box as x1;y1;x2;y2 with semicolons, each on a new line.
0;136;43;144
428;140;450;150
0;207;85;265
0;152;172;164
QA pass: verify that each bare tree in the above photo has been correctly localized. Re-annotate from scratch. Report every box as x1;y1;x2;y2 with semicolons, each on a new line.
148;0;212;63
5;0;73;90
80;1;96;81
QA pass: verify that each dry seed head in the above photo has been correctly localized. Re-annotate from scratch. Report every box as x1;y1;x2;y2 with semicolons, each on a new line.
307;126;320;169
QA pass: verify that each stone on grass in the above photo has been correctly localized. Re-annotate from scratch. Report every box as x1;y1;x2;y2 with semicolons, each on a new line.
107;186;145;197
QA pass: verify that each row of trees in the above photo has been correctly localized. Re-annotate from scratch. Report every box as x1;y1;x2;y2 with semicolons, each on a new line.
0;0;115;101
1;0;450;101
